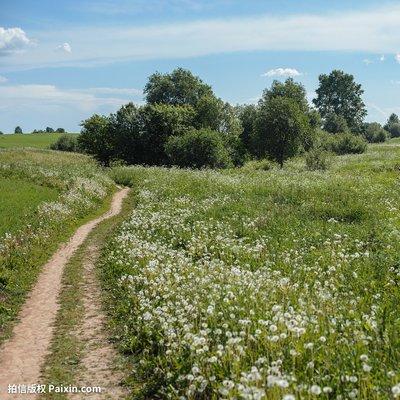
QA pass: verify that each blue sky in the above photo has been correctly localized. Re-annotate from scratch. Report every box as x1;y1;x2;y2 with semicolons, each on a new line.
1;0;400;132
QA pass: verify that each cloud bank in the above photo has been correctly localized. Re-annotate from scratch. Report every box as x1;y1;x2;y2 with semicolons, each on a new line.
262;68;301;77
0;27;34;55
2;4;400;70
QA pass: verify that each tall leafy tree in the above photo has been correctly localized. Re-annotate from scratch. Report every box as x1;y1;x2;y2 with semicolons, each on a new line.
254;97;311;167
14;126;23;134
313;70;367;132
144;68;213;106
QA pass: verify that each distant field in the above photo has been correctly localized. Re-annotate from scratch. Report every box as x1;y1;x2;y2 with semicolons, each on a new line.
0;177;58;237
0;133;78;149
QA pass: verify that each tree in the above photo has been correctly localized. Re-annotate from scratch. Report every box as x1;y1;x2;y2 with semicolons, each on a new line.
56;128;65;133
14;126;23;134
261;78;309;113
46;127;54;133
388;123;400;138
384;113;399;131
0;131;3;135
254;97;311;167
144;68;213;106
78;114;113;164
50;134;79;152
313;70;367;132
323;113;349;134
362;122;387;143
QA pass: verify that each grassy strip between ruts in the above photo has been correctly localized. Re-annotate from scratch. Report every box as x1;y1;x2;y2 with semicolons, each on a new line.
39;190;134;400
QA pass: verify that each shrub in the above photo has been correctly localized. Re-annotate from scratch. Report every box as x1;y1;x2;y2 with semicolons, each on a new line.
50;134;79;152
165;129;232;169
56;128;65;133
388;123;400;138
14;126;23;134
323;132;367;155
241;159;275;171
363;122;387;143
305;148;332;170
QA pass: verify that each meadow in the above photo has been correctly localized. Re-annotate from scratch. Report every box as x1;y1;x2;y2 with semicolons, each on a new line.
101;139;400;399
0;133;78;149
0;148;114;342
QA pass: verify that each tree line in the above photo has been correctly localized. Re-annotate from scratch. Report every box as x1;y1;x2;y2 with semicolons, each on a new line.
53;68;398;168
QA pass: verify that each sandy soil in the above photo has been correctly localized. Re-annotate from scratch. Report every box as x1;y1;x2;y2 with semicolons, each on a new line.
0;188;129;400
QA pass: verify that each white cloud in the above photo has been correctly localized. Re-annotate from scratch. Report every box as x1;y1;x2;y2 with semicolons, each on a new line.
0;27;34;55
0;75;8;83
379;54;385;62
56;42;72;53
79;87;142;96
363;59;373;65
2;5;400;70
0;84;131;112
396;53;400;63
262;68;301;77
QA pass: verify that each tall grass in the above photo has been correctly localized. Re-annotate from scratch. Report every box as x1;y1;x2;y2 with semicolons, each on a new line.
102;141;400;399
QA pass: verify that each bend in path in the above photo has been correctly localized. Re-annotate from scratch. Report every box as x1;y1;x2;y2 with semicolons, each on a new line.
0;188;130;400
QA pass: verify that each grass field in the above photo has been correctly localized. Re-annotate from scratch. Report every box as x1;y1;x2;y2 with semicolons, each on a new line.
0;177;58;237
0;133;78;149
0;148;114;342
101;140;400;399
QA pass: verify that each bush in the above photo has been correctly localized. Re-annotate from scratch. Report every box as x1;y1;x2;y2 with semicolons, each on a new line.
165;129;232;169
322;132;367;155
388;123;400;138
363;122;387;143
14;126;23;134
50;134;79;152
323;113;349;134
241;159;275;171
305;148;332;170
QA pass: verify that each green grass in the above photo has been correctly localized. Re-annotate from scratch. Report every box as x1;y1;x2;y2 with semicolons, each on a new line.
0;177;59;237
102;141;400;399
40;191;134;400
0;148;114;344
0;133;78;149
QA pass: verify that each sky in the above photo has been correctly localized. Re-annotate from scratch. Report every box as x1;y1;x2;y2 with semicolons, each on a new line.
1;0;400;132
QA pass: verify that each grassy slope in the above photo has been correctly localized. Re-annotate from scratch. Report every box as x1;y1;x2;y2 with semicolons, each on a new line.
103;140;400;399
0;177;58;237
0;133;78;149
0;148;114;343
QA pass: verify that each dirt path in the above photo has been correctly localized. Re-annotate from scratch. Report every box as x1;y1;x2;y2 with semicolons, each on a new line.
0;188;129;400
68;243;128;399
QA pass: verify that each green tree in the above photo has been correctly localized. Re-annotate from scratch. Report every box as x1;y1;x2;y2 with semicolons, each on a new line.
56;128;65;133
45;127;54;133
323;113;349;134
254;97;311;167
165;129;232;169
144;68;213;106
0;131;3;135
14;126;23;134
313;70;367;132
236;104;258;153
362;122;387;143
78;114;113;164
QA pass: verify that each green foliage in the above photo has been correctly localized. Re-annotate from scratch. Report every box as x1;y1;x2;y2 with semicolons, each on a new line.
56;128;65;133
165;129;232;168
322;132;367;155
383;113;399;132
0;131;3;135
305;148;332;170
388;122;400;138
236;104;258;153
144;67;213;106
323;112;349;134
254;97;312;167
45;127;54;133
362;122;387;143
14;126;23;134
0;133;72;149
50;134;80;152
241;158;275;171
313;70;367;132
78;114;113;164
